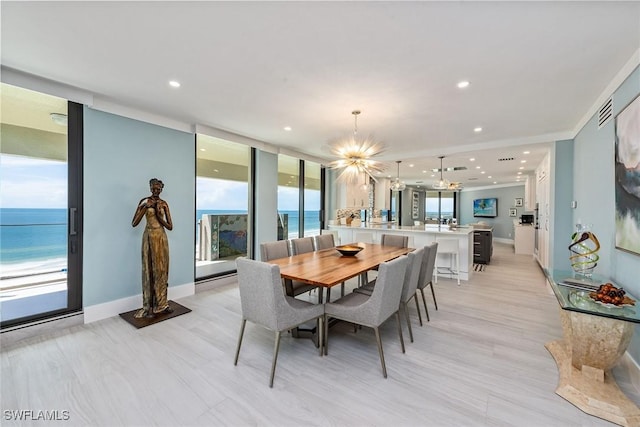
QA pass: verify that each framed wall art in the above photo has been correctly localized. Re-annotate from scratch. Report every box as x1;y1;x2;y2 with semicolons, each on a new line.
514;198;523;207
615;94;640;256
509;208;517;217
412;192;419;219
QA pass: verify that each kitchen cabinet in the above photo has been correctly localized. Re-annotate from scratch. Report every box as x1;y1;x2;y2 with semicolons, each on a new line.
525;174;536;211
473;229;493;264
514;225;535;255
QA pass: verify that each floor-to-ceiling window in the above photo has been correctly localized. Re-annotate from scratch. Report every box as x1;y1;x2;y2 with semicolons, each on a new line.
277;155;323;239
195;134;250;278
425;190;457;223
277;154;300;239
0;83;83;328
304;161;322;236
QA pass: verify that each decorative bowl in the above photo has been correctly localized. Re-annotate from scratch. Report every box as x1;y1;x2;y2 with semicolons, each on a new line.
336;245;364;256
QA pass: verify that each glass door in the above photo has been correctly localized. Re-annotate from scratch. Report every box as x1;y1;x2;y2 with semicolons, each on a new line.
0;83;82;328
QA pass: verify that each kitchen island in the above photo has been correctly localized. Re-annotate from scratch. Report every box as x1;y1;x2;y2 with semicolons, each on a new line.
329;224;474;281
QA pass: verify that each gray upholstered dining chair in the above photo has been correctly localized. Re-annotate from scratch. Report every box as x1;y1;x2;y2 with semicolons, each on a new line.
313;233;345;299
363;233;408;284
320;229;340;245
260;241;318;300
234;257;324;388
313;233;335;251
324;255;408;378
289;237;323;302
354;247;425;343
290;237;315;255
381;234;409;247
416;242;438;324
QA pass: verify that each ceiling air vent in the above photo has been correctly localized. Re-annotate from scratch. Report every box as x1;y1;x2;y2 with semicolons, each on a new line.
598;97;613;129
498;157;515;162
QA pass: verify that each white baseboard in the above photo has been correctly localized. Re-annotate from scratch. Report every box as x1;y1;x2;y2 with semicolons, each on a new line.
620;351;640;395
83;282;195;324
196;273;238;293
494;237;514;245
0;312;84;348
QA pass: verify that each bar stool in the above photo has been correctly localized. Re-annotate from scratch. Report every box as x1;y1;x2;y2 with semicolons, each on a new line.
435;238;460;285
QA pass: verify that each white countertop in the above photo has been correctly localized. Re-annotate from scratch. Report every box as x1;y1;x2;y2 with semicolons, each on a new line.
329;224;474;235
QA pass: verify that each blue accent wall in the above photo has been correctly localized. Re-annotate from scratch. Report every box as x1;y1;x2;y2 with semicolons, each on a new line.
83;108;195;306
551;139;574;272
570;65;640;362
459;185;527;240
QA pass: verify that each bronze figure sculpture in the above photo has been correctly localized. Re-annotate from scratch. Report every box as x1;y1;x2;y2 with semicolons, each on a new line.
132;178;174;318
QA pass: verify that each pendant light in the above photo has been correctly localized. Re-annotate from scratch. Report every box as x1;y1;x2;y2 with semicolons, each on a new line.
433;156;451;190
390;160;406;192
328;110;386;183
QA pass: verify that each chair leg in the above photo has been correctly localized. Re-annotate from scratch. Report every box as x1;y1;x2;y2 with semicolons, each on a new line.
341;282;345;297
455;254;460;285
325;287;331;303
395;311;405;354
373;327;387;378
429;283;438;310
234;319;247;365
324;314;329;356
420;288;430;321
269;331;282;388
414;292;423;326
402;303;414;343
317;317;323;357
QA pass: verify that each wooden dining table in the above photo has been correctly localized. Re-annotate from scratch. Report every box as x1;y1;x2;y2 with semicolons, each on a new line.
266;242;413;302
265;242;413;344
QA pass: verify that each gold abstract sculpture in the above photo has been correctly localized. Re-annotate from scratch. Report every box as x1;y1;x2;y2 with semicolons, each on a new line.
568;224;600;277
132;178;174;318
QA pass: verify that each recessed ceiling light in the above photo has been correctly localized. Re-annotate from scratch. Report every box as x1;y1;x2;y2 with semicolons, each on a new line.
169;80;181;88
476;166;481;169
517;172;522;175
493;181;497;184
284;126;292;131
523;151;530;154
50;113;68;126
422;170;427;173
469;158;475;162
488;176;492;179
521;160;527;163
213;169;219;173
409;164;414;168
481;171;486;174
430;174;435;177
457;81;470;89
199;148;206;152
474;127;482;133
519;167;524;170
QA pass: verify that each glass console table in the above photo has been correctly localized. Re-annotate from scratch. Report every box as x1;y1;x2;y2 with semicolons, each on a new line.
544;269;640;426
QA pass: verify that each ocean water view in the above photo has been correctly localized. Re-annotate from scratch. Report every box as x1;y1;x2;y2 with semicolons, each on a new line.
1;208;321;277
1;208;68;280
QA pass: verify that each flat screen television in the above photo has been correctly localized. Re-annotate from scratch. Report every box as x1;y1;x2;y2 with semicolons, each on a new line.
473;198;498;218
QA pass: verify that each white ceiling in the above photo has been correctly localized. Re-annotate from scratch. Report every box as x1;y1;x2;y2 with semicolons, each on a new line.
2;1;639;188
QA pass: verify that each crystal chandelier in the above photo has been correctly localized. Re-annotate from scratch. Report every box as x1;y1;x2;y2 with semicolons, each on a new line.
433;156;451;190
390;160;406;192
328;110;386;183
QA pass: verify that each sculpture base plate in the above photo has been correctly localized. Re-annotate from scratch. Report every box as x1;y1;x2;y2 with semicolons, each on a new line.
546;339;640;427
119;300;191;329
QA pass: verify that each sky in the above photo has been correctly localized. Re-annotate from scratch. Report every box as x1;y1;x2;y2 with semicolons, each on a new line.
0;155;67;208
1;154;320;212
